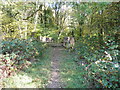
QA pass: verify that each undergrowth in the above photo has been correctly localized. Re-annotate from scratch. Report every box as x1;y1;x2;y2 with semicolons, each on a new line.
60;50;89;88
1;47;51;88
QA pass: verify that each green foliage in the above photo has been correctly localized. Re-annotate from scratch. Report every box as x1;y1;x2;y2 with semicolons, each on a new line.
75;35;120;88
0;38;44;81
60;50;88;88
2;38;44;57
1;47;51;88
0;1;120;88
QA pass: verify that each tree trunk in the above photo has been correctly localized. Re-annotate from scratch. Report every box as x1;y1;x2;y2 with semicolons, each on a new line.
34;1;40;32
79;27;82;37
0;32;3;54
22;20;28;39
24;11;28;39
98;27;104;47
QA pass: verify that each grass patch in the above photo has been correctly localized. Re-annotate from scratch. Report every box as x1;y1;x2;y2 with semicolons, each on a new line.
2;48;51;88
60;50;89;88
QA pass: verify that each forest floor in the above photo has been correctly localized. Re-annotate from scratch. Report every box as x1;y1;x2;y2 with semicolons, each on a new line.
46;46;88;88
1;46;88;88
46;47;64;88
1;48;52;88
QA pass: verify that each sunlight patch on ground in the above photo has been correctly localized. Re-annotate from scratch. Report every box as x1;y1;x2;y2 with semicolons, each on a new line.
2;73;37;88
13;74;35;88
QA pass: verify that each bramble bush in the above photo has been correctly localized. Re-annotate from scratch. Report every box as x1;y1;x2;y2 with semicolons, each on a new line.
75;36;120;88
0;38;44;80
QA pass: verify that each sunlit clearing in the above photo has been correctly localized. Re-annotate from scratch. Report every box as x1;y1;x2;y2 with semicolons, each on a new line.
13;74;36;88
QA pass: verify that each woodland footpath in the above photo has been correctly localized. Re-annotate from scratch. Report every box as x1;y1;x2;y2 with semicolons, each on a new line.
0;1;120;88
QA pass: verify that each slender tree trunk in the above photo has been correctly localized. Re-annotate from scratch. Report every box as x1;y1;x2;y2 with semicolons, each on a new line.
98;25;104;47
79;27;82;37
23;3;30;39
34;1;40;32
0;11;2;51
25;20;28;39
0;31;3;54
18;20;23;38
24;10;28;39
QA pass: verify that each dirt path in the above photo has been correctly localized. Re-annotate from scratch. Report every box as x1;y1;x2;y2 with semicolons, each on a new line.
46;47;64;88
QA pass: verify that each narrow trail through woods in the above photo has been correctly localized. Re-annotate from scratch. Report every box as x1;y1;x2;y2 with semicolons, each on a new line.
46;47;64;88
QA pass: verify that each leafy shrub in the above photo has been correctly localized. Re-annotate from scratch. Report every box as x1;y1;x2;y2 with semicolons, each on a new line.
0;53;18;80
75;36;120;88
0;38;44;80
2;38;44;57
